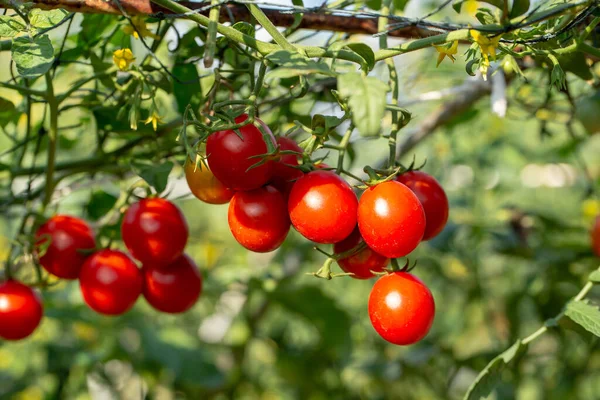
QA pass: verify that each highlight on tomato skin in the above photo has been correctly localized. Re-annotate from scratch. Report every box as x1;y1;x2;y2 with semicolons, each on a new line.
0;280;44;341
288;170;358;244
357;180;425;259
143;254;203;314
333;227;389;279
121;198;189;267
228;185;291;253
79;249;143;316
34;215;96;280
206;114;277;191
368;271;435;346
397;170;449;241
185;156;235;205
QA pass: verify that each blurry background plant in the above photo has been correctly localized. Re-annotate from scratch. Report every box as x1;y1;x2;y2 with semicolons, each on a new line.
0;0;600;399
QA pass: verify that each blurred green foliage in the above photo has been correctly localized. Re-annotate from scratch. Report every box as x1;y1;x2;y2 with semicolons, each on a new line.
1;3;600;400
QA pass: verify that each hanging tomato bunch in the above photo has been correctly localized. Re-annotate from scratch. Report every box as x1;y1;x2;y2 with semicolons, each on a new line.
0;198;201;341
184;113;450;346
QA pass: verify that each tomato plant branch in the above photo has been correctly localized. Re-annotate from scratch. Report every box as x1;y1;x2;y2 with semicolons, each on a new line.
246;3;296;52
42;72;58;209
0;81;47;98
335;124;354;174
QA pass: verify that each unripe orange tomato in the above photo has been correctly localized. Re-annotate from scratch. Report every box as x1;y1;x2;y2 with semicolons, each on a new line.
185;157;234;204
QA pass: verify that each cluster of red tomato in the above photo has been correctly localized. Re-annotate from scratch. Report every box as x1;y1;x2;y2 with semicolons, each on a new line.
0;198;201;341
185;114;449;345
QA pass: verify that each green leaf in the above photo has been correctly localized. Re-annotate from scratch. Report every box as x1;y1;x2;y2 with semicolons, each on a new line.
86;190;118;221
89;53;115;89
366;0;382;10
11;35;55;78
565;301;600;337
464;340;528;400
172;64;203;115
0;16;26;37
550;62;566;90
337;73;389;137
78;14;114;51
311;114;343;133
0;97;16;128
558;52;593;81
393;0;410;11
509;0;530;18
266;50;335;79
29;9;69;29
131;160;174;193
232;21;255;38
346;43;375;72
589;270;600;283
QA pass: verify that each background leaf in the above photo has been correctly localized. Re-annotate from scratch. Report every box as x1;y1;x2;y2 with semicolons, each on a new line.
0;16;26;38
11;35;55;78
337;73;389;136
131;160;174;193
565;301;600;337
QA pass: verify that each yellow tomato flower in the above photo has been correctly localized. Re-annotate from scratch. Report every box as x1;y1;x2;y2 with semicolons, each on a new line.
144;111;164;131
464;0;479;16
470;30;502;63
434;41;459;67
113;48;135;71
123;16;160;40
470;30;502;75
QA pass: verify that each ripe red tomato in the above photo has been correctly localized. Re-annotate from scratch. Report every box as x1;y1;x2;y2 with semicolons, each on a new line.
592;216;600;257
34;215;96;279
228;186;290;252
185;157;234;204
368;271;435;345
397;171;449;240
79;249;143;316
0;281;43;341
121;198;188;267
206;114;277;191
288;170;358;244
143;254;202;314
333;228;389;279
358;181;425;258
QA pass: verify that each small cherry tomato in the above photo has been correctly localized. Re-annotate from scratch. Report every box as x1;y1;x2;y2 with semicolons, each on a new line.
143;254;202;314
368;271;435;345
397;171;449;240
333;227;389;279
592;216;600;257
228;186;290;252
0;280;43;341
121;198;188;267
185;157;234;204
34;215;96;279
358;181;425;258
271;136;304;191
79;249;143;316
206;114;277;191
288;170;358;244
